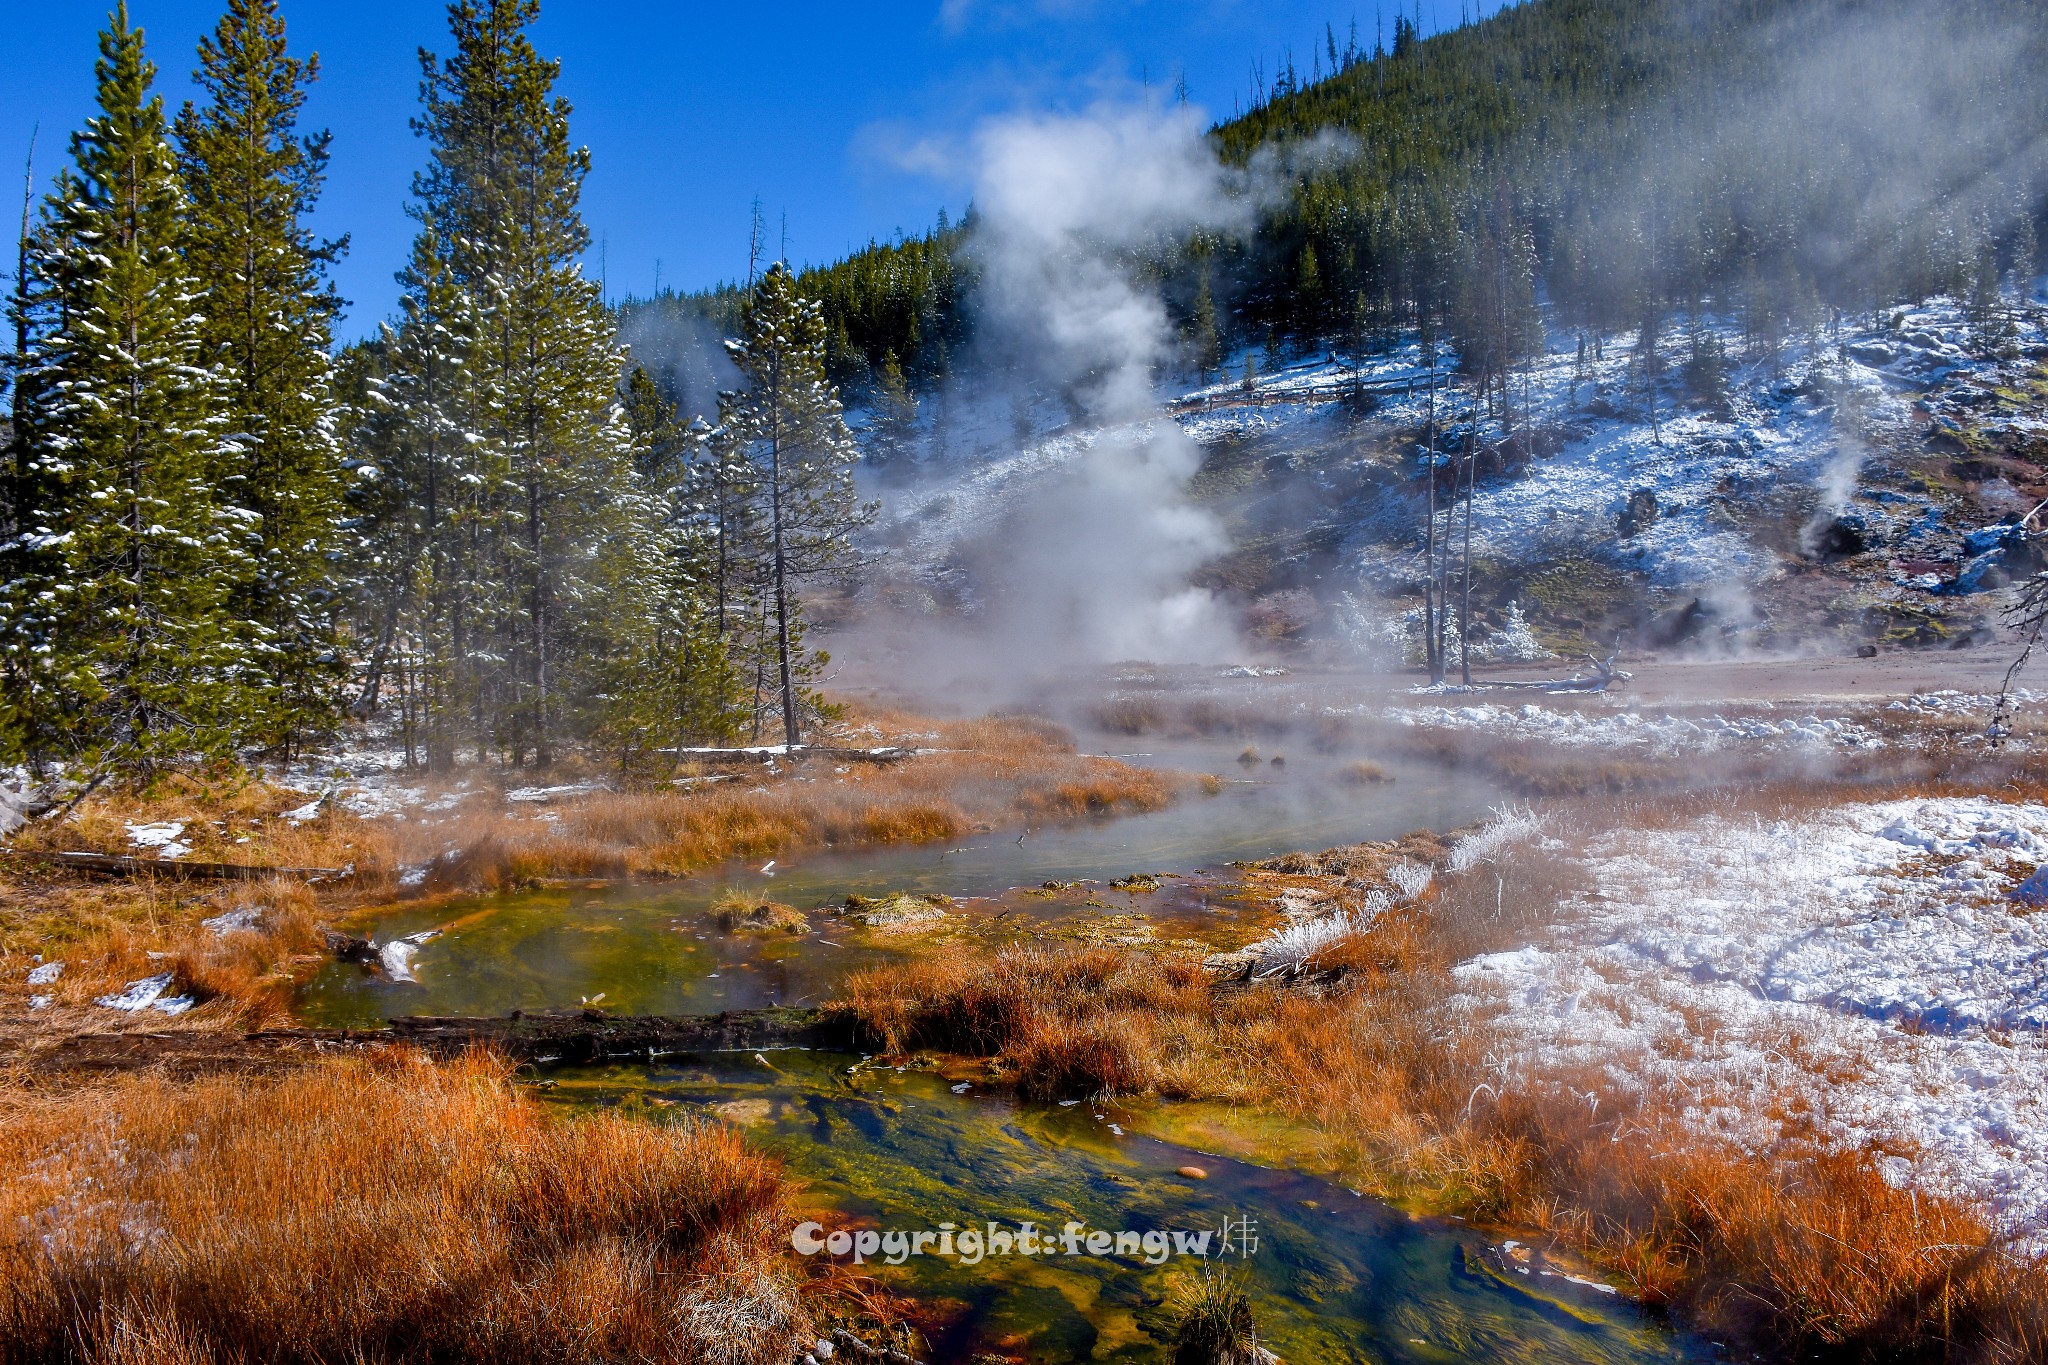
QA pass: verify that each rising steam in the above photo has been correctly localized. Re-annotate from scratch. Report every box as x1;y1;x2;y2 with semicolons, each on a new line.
861;104;1261;689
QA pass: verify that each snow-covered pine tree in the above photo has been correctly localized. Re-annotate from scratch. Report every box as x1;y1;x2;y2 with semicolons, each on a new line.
595;369;745;761
1;5;252;773
720;262;875;746
340;221;486;771
175;0;348;756
403;0;646;766
865;349;919;473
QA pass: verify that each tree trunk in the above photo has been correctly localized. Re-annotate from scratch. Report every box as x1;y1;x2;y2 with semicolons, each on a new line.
1423;345;1442;684
1460;453;1475;687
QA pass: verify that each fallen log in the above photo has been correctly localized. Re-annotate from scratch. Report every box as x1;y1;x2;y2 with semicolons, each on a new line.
0;848;350;882
384;1006;843;1062
665;744;917;766
23;1007;844;1076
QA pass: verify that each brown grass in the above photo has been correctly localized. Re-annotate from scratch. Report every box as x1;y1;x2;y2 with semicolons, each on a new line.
828;784;2048;1362
0;1051;812;1365
711;889;810;935
404;712;1177;890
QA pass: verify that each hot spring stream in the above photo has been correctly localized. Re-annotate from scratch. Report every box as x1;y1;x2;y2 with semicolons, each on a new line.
298;740;1710;1362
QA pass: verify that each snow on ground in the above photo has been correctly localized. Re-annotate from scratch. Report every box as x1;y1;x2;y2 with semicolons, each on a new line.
124;821;192;860
1890;688;2046;718
877;294;2046;636
95;972;195;1016
1376;699;1888;753
1453;797;2048;1245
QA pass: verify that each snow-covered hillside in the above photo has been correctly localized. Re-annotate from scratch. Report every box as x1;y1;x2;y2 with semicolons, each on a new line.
863;292;2048;660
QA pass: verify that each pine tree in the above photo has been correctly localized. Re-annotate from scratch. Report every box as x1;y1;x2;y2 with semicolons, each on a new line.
597;371;743;760
720;263;873;746
394;0;646;766
866;349;918;473
176;0;347;756
2;5;251;773
339;223;485;769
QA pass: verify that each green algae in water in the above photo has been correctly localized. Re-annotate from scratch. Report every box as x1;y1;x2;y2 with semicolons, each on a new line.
545;1052;1708;1365
295;737;1506;1029
295;884;916;1026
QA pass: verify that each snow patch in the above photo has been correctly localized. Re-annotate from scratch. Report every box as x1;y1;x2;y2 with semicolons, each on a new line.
1457;796;2048;1245
124;821;192;860
96;974;195;1015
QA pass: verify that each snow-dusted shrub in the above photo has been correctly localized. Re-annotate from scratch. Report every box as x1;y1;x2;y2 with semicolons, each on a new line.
1468;602;1552;664
1388;861;1434;900
1251;892;1389;975
1331;594;1549;667
1448;804;1545;873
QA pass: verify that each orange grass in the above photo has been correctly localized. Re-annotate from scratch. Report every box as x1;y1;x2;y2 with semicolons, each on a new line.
0;1051;811;1365
409;712;1177;888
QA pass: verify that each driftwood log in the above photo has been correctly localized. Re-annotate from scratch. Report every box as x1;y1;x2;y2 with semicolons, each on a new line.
24;1007;845;1077
666;744;917;766
0;848;350;882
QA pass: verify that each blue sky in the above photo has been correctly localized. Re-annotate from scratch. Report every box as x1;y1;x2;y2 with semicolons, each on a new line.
4;1;1510;338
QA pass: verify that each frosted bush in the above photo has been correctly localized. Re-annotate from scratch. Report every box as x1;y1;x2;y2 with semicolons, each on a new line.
1448;804;1544;873
1387;861;1433;900
1251;892;1389;976
1332;594;1550;668
1469;602;1552;664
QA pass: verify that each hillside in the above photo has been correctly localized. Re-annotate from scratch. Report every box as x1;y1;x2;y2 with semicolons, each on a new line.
859;289;2048;668
631;0;2048;405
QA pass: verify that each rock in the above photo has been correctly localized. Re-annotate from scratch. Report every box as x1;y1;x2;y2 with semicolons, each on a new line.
707;1098;773;1125
1617;487;1659;537
1845;341;1900;366
1176;1165;1209;1180
1808;512;1871;559
841;892;950;929
1857;643;1879;658
323;929;377;964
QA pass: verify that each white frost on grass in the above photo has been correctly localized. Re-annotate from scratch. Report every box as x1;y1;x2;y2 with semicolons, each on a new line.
1457;795;2048;1245
1388;860;1434;900
1448;804;1547;874
1889;689;2045;719
1251;891;1389;976
1385;701;1884;754
200;907;263;936
504;783;606;804
124;821;192;860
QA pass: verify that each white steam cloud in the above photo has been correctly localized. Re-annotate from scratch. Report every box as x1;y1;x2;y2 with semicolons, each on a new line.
896;104;1259;683
968;105;1255;420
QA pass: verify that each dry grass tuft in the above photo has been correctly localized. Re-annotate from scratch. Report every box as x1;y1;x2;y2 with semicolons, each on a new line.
1168;1266;1263;1365
0;1051;811;1365
712;889;810;935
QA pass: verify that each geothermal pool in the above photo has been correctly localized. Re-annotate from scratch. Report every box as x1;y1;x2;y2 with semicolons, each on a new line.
298;738;1705;1361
